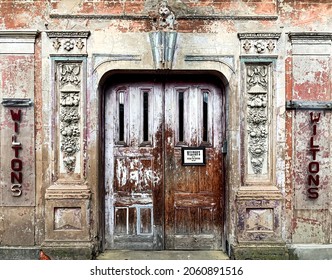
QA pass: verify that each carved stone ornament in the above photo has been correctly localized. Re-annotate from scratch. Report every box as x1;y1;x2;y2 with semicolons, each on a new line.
243;40;251;53
47;31;90;54
254;40;266;53
150;1;177;31
266;40;275;52
246;65;269;175
63;39;75;51
246;208;274;231
52;38;61;51
149;31;177;69
59;64;81;87
54;207;82;230
247;65;268;90
76;38;85;50
238;33;280;55
149;2;178;69
58;63;81;174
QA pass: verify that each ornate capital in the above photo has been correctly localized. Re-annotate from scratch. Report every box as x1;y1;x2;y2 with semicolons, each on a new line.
46;31;90;54
238;33;281;55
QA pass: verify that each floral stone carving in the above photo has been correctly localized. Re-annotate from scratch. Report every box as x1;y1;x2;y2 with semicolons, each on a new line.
58;63;81;174
47;31;90;53
238;33;280;55
246;65;269;175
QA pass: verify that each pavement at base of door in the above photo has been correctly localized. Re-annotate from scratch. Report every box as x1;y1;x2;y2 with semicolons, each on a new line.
96;250;229;260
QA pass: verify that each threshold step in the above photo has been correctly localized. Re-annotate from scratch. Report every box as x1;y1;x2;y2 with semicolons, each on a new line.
96;250;229;260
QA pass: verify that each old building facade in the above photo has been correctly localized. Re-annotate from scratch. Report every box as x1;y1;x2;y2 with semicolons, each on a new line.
0;0;332;259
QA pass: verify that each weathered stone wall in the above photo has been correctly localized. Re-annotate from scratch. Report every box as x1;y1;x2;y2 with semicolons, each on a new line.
0;31;37;252
285;33;332;247
0;0;331;259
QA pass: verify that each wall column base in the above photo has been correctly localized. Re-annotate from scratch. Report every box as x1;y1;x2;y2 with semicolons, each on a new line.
0;246;40;260
230;243;289;260
41;241;96;260
288;244;332;260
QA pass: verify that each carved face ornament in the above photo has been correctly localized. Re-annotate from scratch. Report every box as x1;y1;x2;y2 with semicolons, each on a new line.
159;5;171;19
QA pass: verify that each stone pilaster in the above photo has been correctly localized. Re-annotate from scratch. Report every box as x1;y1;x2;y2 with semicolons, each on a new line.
43;31;92;258
233;33;285;259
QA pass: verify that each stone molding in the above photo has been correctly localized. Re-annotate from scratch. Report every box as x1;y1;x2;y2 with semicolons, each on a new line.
1;98;33;107
0;30;39;38
288;32;332;55
0;30;38;54
49;14;278;21
288;32;332;42
46;31;90;39
185;55;235;73
45;185;91;200
236;186;283;200
238;33;281;40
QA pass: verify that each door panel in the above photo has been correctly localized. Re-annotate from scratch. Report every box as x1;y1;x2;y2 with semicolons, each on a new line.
105;83;163;249
164;82;224;250
105;79;225;250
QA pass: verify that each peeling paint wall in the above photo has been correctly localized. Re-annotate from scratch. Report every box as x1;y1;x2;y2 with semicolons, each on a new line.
287;33;332;246
0;0;331;259
0;31;37;248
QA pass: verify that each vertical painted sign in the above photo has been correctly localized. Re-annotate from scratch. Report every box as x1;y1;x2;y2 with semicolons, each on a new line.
10;109;23;197
1;98;35;206
307;112;320;199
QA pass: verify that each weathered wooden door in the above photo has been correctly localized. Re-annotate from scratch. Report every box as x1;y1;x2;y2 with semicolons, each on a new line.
104;78;225;250
164;82;225;249
104;82;164;249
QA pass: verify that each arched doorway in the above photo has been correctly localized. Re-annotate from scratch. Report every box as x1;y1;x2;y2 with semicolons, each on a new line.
102;73;227;250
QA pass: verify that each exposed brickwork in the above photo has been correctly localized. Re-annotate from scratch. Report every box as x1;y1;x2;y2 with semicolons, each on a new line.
279;2;332;26
0;1;330;32
0;1;47;28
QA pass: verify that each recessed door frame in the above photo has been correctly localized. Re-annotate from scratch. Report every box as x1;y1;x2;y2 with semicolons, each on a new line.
98;72;229;252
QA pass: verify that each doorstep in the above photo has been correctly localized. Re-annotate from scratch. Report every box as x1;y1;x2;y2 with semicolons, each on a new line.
96;250;229;260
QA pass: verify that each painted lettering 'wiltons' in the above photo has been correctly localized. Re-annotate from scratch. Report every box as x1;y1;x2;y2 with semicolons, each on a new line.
10;109;23;197
308;112;321;199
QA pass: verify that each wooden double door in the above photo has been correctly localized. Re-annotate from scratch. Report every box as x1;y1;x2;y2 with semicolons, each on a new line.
104;77;225;250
